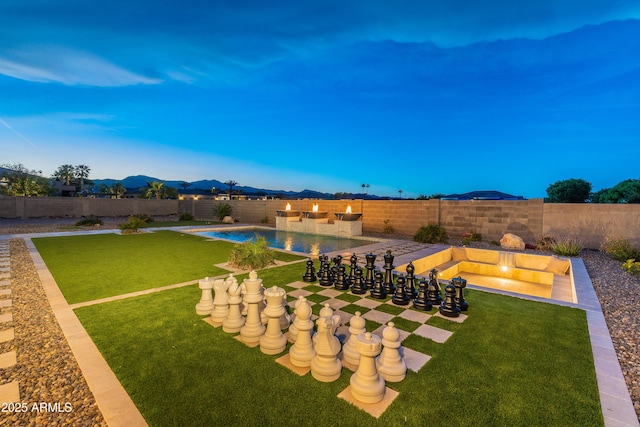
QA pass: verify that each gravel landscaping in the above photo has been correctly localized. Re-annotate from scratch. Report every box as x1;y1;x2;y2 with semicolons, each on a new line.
0;220;638;422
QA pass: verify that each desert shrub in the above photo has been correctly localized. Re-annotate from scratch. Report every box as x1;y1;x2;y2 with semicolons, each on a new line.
551;236;583;256
213;203;233;221
382;219;394;234
490;240;500;246
119;216;147;233
228;235;275;270
536;236;556;251
261;215;269;224
133;214;153;223
621;259;640;275
414;224;448;244
462;231;482;245
179;213;194;221
75;216;103;226
601;236;640;262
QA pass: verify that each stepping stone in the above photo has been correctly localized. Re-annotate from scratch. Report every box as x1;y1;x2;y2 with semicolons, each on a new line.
0;328;14;343
362;310;395;325
413;324;453;343
0;300;12;309
398;310;431;323
0;351;17;369
337;385;399;419
434;311;468;323
353;298;382;309
0;313;12;323
0;289;10;296
0;381;20;404
400;346;432;372
0;281;10;287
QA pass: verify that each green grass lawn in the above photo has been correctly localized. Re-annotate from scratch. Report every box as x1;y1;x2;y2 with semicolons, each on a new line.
36;231;603;426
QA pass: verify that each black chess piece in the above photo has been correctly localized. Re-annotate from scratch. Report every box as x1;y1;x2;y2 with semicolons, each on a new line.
370;270;387;299
302;258;317;282
426;269;442;305
364;253;376;289
318;255;333;287
348;253;358;285
413;279;432;311
333;265;349;290
350;267;367;295
391;275;410;305
382;251;395;294
439;283;461;317
451;276;469;311
330;255;343;278
405;261;417;297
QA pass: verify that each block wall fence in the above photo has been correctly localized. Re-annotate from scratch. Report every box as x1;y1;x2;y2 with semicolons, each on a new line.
1;197;639;249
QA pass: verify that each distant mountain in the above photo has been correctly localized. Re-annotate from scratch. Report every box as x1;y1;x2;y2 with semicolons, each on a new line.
90;175;365;199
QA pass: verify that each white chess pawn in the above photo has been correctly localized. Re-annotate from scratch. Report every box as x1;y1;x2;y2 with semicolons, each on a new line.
195;277;214;315
376;322;407;382
342;311;366;367
287;296;304;342
289;297;316;367
350;332;386;403
222;276;245;333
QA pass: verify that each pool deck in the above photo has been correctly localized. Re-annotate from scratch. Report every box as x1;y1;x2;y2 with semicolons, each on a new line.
1;230;638;426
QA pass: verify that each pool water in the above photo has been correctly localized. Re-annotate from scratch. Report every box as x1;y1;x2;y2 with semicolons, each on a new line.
197;228;374;255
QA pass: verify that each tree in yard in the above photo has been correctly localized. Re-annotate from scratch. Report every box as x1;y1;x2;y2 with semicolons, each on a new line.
546;178;592;203
0;163;51;196
592;179;640;203
224;180;238;200
179;181;191;191
75;164;91;194
143;180;166;199
398;189;403;199
54;164;76;185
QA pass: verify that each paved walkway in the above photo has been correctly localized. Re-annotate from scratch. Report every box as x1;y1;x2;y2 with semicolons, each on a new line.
1;229;638;426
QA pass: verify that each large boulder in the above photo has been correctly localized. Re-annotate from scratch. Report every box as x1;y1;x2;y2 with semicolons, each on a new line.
500;233;525;251
222;216;235;224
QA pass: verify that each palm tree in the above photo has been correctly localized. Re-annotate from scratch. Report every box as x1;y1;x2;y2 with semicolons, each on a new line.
398;189;403;199
75;164;91;194
224;180;238;200
144;181;165;199
111;182;126;199
54;164;75;185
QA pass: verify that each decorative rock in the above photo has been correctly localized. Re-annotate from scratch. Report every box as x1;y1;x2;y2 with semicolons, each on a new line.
302;259;317;282
500;233;525;250
350;332;385;403
342;312;366;366
439;283;461;317
260;286;288;355
376;322;407;382
222;276;245;333
239;271;266;344
195;277;214;315
289;297;316;367
311;314;342;382
222;215;234;224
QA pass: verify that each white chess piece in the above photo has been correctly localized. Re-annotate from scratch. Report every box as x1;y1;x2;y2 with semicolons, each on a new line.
310;314;342;382
222;275;244;333
342;311;366;367
376;322;407;382
195;277;214;315
210;277;231;323
240;271;266;345
288;297;316;367
350;332;385;403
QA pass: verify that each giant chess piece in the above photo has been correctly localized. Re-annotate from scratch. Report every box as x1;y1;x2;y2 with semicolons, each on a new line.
333;265;349;290
260;286;288;355
413;278;432;311
222;275;245;333
348;253;358;285
382;251;395;295
364;253;377;289
376;322;407;382
310;314;342;382
210;277;231;324
439;283;461;317
452;276;469;311
195;277;214;315
302;258;317;282
289;297;316;367
350;332;386;403
405;261;417;298
342;311;366;367
330;255;343;278
350;267;367;295
370;271;387;299
239;271;266;345
318;255;333;287
427;269;443;306
391;275;411;305
279;298;291;330
287;296;304;341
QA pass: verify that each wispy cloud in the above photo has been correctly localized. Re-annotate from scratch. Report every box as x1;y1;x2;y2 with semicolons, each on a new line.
0;117;38;149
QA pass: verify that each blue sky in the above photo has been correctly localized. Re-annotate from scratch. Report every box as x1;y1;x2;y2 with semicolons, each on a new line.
1;1;639;198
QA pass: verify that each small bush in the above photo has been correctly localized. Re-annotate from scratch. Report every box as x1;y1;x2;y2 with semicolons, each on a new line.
228;235;275;270
414;224;448;244
133;214;153;223
213;203;233;221
601;236;640;262
75;216;103;226
621;259;640;275
490;240;500;246
119;216;147;233
179;213;194;221
382;219;394;234
551;236;583;256
536;236;556;251
462;231;482;245
261;215;269;224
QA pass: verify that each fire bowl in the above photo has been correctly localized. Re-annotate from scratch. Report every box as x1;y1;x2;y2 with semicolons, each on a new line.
334;212;363;221
302;211;329;219
276;210;301;217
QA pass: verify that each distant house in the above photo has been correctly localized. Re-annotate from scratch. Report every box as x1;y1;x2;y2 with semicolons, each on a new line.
52;181;76;197
441;190;525;201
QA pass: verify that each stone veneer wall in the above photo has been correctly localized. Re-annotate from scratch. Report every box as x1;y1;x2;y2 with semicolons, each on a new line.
2;196;639;249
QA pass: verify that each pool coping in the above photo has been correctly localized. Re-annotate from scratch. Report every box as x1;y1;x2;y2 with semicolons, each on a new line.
6;231;639;426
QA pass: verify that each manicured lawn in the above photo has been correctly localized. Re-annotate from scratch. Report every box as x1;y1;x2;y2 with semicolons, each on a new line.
37;232;603;425
32;230;305;304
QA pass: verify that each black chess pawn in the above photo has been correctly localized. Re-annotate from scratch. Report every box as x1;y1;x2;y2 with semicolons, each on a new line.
318;256;333;287
405;261;417;297
426;269;442;305
348;253;358;284
370;270;387;299
382;251;395;294
413;279;432;311
333;265;349;290
451;276;469;311
391;275;411;305
350;267;368;295
330;255;343;278
302;258;317;282
364;253;377;289
439;283;461;317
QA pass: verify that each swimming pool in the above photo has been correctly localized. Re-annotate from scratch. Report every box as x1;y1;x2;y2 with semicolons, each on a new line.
195;227;375;255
